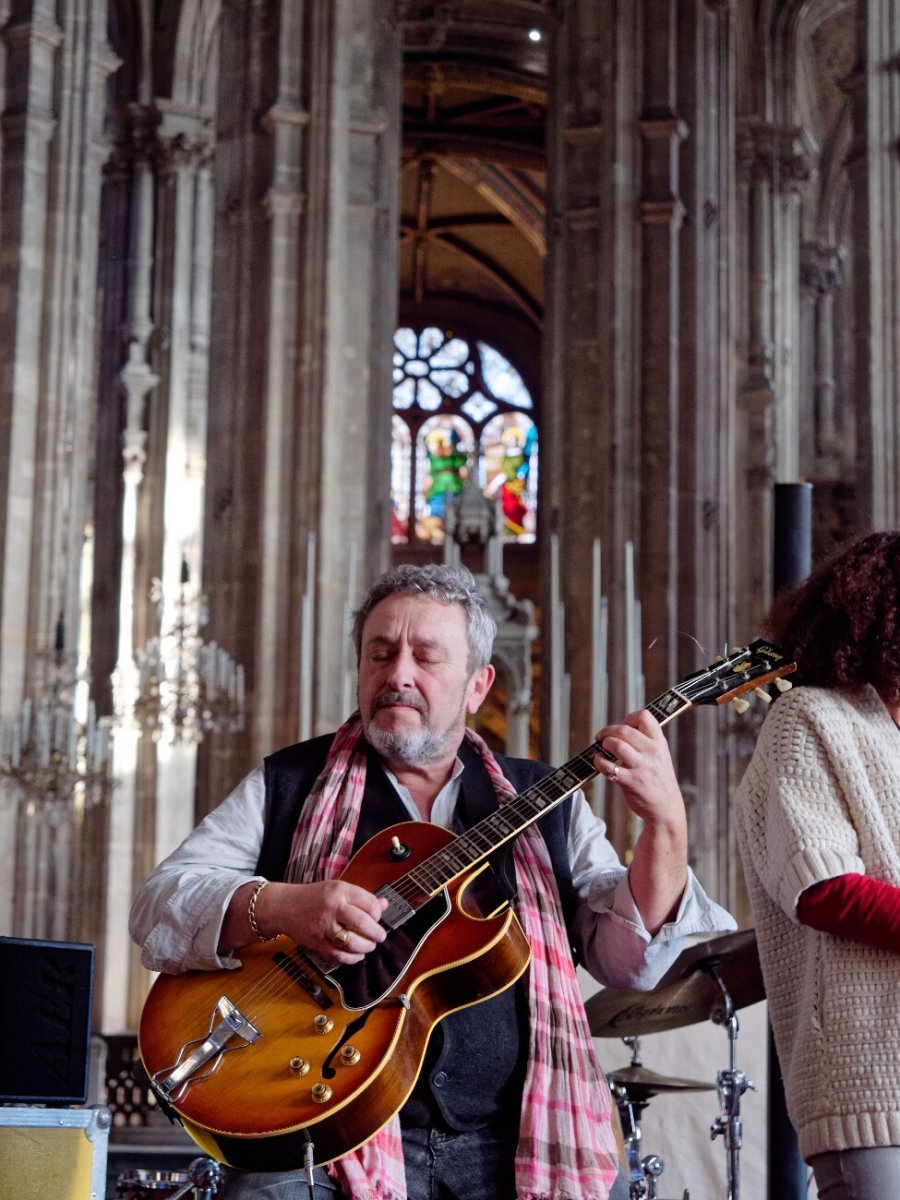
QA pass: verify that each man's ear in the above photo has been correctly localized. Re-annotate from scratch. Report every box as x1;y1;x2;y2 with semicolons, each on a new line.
466;663;495;714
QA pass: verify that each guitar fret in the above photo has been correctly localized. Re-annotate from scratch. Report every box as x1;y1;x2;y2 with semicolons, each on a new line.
396;641;792;901
464;826;496;850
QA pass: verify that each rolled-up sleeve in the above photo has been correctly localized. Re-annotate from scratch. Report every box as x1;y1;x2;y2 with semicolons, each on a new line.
567;792;737;990
128;769;268;974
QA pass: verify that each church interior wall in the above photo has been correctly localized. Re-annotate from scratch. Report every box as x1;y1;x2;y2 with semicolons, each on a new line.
0;1;898;1194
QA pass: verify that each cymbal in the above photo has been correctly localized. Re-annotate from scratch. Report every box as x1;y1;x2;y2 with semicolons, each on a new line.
607;1064;714;1102
586;928;764;1038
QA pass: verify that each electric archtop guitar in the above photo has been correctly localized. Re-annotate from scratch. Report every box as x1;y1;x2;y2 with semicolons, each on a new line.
138;640;795;1172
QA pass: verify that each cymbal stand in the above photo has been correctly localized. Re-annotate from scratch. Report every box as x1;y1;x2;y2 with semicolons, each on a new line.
612;1038;680;1200
705;959;755;1200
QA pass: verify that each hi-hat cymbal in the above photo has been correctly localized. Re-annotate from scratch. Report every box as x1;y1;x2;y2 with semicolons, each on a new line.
586;928;764;1038
607;1064;715;1102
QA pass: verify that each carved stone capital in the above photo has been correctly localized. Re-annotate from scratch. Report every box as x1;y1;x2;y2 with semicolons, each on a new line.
736;118;814;190
156;128;215;174
799;242;845;296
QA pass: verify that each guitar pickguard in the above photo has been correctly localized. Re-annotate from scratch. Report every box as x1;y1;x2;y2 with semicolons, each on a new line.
327;889;451;1009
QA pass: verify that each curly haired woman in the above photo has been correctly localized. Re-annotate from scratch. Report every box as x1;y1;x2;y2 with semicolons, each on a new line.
736;530;900;1200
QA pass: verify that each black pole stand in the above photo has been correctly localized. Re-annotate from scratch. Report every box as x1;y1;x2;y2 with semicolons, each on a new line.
767;482;812;1200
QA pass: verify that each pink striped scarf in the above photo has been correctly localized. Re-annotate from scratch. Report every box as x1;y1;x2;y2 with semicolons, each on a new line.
284;713;619;1200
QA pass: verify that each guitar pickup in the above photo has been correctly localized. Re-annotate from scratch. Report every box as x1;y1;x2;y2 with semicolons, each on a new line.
153;996;260;1097
274;948;333;1006
377;884;415;930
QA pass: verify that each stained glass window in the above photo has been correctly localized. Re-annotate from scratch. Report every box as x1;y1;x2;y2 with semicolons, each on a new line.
391;326;538;545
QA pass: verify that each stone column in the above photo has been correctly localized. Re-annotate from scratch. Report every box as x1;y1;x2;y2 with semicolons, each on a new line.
674;0;738;909
0;5;63;712
0;2;119;947
799;242;845;477
316;0;402;733
637;0;687;705
734;119;779;627
544;1;641;842
847;1;900;528
201;0;401;810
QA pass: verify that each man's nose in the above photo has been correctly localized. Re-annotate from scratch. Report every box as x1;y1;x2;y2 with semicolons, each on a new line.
384;647;417;690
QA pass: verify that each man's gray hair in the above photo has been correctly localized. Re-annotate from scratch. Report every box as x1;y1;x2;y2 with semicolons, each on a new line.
352;563;496;669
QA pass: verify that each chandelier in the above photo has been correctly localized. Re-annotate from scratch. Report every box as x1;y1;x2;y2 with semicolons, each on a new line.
0;631;114;819
132;565;245;744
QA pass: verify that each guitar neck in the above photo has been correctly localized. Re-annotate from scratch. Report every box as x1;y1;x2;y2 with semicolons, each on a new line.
405;685;694;899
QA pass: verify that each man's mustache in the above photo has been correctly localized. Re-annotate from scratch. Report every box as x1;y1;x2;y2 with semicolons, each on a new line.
372;690;428;717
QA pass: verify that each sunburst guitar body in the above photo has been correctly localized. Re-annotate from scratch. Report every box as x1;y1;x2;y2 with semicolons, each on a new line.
139;821;530;1171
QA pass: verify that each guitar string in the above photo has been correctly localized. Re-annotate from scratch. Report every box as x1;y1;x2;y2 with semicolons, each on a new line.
381;659;770;901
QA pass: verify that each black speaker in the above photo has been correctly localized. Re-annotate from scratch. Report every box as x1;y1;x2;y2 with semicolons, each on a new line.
0;936;94;1104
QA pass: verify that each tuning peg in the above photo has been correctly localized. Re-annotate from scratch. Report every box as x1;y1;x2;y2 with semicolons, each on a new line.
731;696;751;714
774;677;793;693
753;687;772;703
710;655;724;664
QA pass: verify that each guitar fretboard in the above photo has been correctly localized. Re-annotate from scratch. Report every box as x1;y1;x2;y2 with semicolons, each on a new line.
404;686;693;899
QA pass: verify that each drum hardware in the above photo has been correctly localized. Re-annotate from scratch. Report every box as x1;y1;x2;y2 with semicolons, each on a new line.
608;1036;702;1200
704;957;755;1200
116;1157;223;1200
590;930;764;1200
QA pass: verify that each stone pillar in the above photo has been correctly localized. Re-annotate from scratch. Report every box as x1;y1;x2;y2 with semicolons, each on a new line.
674;0;738;909
0;5;63;712
201;0;401;811
734;119;779;628
637;0;687;705
544;1;641;845
316;0;402;733
799;242;845;477
0;2;119;947
847;1;900;528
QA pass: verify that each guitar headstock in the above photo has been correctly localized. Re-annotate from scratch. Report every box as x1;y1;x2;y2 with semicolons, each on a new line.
678;640;796;712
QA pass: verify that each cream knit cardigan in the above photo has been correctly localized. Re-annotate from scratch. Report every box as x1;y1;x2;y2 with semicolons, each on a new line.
735;683;900;1161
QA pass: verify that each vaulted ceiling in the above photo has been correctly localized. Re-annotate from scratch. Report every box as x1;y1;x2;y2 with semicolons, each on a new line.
400;3;550;329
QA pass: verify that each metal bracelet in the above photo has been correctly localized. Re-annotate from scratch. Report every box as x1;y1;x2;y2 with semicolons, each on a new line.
247;879;277;942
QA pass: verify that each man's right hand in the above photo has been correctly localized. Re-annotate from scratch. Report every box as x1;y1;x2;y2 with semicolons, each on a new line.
220;878;389;963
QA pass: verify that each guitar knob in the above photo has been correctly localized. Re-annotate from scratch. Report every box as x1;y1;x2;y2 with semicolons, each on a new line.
731;696;751;714
775;677;793;692
753;687;772;703
340;1045;361;1066
289;1057;310;1076
311;1083;333;1104
314;1015;334;1035
389;835;411;861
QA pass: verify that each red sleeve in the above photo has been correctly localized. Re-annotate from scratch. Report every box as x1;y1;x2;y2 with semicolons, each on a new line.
796;872;900;953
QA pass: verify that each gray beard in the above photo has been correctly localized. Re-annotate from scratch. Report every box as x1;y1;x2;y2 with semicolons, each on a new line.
364;721;455;767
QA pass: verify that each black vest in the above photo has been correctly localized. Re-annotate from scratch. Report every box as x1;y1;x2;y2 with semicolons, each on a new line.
257;734;577;1130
